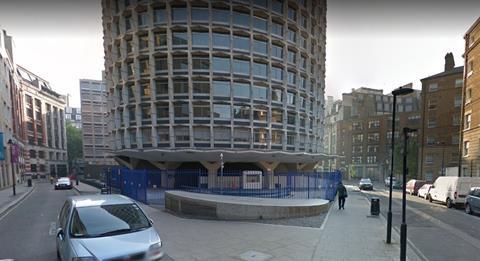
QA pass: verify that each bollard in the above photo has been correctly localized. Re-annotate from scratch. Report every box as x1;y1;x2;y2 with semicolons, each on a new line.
370;197;380;216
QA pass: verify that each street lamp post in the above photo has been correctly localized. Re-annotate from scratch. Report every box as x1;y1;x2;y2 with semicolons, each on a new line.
7;139;16;196
387;86;414;244
401;127;417;261
220;153;224;194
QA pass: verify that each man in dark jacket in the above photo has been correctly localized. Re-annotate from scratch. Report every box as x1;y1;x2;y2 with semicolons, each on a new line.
337;182;347;209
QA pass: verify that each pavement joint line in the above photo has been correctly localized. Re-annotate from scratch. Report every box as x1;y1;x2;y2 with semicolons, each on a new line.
0;185;36;222
374;189;480;252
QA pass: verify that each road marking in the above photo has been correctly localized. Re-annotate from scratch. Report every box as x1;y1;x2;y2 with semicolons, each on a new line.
320;198;334;230
0;187;36;222
49;222;57;236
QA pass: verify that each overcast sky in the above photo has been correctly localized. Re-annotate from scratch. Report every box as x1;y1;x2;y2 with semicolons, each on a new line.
0;0;479;107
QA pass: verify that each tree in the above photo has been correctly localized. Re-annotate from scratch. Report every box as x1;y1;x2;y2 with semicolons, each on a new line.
66;122;83;168
393;138;418;180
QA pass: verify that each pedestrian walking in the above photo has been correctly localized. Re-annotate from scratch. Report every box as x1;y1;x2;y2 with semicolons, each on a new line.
337;182;347;210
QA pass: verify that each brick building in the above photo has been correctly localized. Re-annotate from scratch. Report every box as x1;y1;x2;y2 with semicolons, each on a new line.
335;87;421;181
419;53;463;181
461;17;480;177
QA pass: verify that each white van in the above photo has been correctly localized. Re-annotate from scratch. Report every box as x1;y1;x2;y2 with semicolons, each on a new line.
429;177;480;208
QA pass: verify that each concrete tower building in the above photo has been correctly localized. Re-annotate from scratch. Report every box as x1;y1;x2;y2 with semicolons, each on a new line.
102;0;328;182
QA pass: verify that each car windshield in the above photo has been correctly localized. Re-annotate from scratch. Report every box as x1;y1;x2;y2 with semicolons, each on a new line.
70;203;151;238
360;179;371;183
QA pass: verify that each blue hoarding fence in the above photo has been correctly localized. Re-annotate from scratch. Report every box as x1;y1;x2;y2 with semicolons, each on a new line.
106;168;342;205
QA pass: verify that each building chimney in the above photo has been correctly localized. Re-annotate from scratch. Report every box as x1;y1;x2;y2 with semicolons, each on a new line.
444;52;455;71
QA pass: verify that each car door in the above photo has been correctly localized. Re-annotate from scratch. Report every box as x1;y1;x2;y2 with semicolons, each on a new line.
473;189;480;212
57;201;72;261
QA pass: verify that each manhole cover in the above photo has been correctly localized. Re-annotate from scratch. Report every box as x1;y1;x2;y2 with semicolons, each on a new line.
239;250;273;261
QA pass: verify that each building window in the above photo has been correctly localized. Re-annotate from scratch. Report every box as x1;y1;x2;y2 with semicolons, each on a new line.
368;133;380;142
254;129;268;143
174;102;189;118
233;59;250;75
271;89;282;102
455;79;463;88
426;136;436;145
452;135;459;145
213;81;231;96
272;21;283;37
428;99;437;110
287;71;296;85
425;155;434;164
300;14;307;28
155;80;168;95
271;109;283;123
272;0;283;14
427;119;437;128
213;104;231;119
252;85;268;100
172;32;188;46
212;33;230;49
253;39;268;55
253;16;267;31
192;56;210;70
367;145;378;153
287;28;296;43
173;80;188;94
153;33;167;47
288;50;296;64
171;7;187;22
140;83;151;98
253;62;268;78
154;8;166;24
192;32;209;46
212;8;230;24
233;105;250;120
465;114;472;129
174;127;190;142
233;35;250;51
193;103;210;118
138;12;148;27
191;8;209;22
428;83;438;92
155;57;167;72
367;156;377;164
157;127;169;142
272;44;283;59
253;0;267;8
352;122;363;130
233;82;250;98
233;11;249;28
452;114;460;126
271;130;283;144
253;107;267;121
466;88;472;104
212;56;231;72
214;127;231;142
287;92;296;105
193;127;210;142
142;128;152;144
464;141;470;156
172;56;188;70
287;6;297;21
287;112;296;125
368;120;380;129
353;134;363;143
156;103;169;118
139;58;149;75
192;81;210;94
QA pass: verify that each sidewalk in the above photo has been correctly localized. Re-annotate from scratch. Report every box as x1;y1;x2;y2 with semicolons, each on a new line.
0;181;35;216
73;181;100;195
312;186;407;261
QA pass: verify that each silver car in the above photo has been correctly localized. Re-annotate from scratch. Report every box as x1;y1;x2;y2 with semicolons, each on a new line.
56;194;164;261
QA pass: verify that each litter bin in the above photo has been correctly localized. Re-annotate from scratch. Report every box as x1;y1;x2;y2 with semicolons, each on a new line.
370;197;380;216
27;179;32;187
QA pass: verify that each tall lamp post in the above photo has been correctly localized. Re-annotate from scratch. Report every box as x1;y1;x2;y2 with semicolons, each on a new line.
401;127;417;261
387;86;414;244
7;139;16;196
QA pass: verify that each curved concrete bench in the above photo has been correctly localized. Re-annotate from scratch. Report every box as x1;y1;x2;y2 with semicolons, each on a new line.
165;191;330;220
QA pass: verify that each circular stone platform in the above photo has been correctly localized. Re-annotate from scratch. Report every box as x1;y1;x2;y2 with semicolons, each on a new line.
165;191;330;220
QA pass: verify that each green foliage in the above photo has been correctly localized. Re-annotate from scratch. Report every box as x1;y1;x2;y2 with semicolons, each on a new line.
66;122;83;164
393;138;418;179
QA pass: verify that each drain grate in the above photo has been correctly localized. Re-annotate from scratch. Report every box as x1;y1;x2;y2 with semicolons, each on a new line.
238;250;273;261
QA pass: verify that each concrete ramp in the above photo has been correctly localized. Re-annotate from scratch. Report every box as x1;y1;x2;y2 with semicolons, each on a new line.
165;191;330;220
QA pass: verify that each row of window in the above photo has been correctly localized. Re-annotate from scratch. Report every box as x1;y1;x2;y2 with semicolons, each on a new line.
427;79;463;92
118;80;315;103
116;127;317;147
352;156;378;164
118;103;315;127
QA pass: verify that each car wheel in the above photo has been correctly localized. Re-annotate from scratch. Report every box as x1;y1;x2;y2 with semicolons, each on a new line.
446;198;453;208
429;195;433;202
56;248;61;261
465;204;473;215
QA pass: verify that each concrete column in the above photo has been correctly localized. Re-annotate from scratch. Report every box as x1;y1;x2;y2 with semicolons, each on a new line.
200;161;221;189
256;161;279;189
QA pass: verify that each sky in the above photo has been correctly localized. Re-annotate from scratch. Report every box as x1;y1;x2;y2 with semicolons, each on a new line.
0;0;479;107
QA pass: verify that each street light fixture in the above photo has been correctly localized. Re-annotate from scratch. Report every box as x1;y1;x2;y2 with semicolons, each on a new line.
401;127;417;261
220;153;224;194
387;86;414;244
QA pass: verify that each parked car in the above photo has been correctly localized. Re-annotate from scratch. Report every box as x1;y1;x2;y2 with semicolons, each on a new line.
429;177;480;208
406;179;427;195
392;180;403;189
417;184;433;199
55;177;73;190
465;187;480;215
359;178;373;190
56;194;165;261
385;176;397;187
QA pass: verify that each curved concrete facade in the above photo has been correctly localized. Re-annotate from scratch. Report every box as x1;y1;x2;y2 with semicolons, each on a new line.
102;0;327;171
165;191;330;220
